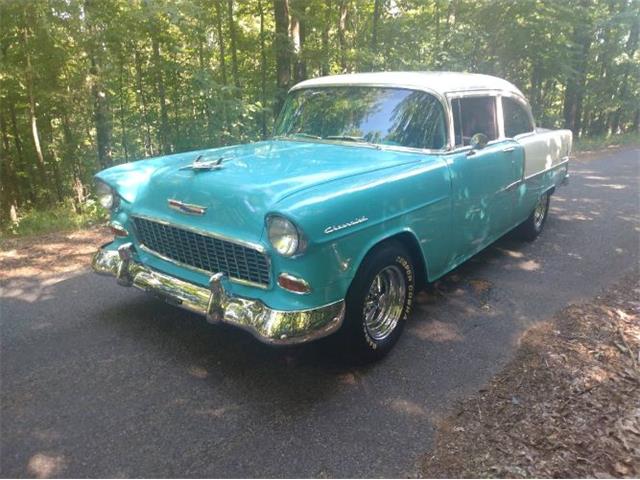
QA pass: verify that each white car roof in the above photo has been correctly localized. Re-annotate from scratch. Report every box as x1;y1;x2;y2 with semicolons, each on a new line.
290;71;525;98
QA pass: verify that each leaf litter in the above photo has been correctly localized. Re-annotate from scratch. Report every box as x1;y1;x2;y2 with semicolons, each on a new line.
422;273;639;478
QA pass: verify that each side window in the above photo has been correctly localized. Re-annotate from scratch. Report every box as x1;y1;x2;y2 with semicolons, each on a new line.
503;97;534;137
451;96;498;147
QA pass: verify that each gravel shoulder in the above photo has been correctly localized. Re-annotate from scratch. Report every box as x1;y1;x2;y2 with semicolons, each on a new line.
422;273;640;478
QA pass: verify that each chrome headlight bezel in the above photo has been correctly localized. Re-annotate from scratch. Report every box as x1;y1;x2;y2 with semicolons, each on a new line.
266;214;306;257
95;180;118;210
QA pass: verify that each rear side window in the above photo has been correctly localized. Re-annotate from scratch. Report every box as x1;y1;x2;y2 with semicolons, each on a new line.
503;97;534;137
451;96;498;147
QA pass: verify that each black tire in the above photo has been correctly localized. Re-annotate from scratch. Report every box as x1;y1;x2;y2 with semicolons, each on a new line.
517;192;550;242
337;240;416;363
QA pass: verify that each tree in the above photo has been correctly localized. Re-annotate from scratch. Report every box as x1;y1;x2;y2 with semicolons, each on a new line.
274;0;291;115
0;0;638;225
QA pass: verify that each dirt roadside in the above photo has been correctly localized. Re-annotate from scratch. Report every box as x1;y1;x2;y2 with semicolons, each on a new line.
0;227;109;284
422;273;640;478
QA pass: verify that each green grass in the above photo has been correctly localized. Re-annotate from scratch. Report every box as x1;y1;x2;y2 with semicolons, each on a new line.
0;200;107;239
574;131;640;152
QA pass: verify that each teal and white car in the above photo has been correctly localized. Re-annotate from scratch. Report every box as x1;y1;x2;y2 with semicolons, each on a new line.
92;72;572;361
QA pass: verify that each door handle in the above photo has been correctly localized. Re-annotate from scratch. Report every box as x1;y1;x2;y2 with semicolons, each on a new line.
502;146;516;152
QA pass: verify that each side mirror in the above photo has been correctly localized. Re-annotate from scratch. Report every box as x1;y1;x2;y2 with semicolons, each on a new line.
470;133;489;150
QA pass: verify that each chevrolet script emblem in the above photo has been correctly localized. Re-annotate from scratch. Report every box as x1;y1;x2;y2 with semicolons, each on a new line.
168;199;207;215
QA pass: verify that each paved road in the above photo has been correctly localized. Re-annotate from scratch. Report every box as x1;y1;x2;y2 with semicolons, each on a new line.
1;148;638;478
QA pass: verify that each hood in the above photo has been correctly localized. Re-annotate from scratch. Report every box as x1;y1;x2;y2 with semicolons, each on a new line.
97;140;423;241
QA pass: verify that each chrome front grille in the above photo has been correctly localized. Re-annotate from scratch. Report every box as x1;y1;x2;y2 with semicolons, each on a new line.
132;216;270;287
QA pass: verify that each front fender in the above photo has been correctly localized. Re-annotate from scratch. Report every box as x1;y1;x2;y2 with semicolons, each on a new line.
269;155;452;305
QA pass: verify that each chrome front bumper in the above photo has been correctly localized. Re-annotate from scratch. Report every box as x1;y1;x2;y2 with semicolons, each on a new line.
91;245;345;345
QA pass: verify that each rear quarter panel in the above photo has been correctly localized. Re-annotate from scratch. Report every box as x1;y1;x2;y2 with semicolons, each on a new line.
510;129;572;225
518;129;572;178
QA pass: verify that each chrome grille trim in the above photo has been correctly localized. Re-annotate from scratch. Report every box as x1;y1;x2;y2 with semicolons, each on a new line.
131;216;270;288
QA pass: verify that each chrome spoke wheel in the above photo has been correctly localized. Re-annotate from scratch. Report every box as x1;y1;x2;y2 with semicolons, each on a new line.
363;265;407;341
533;194;547;230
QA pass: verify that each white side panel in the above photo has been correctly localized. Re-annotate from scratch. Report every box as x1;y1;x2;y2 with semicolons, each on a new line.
517;129;572;178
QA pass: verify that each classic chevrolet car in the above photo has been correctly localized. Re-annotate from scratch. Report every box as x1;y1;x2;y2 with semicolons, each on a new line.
92;72;571;361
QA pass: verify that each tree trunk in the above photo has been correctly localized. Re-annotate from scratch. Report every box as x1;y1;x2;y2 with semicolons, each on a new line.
47;118;66;203
0;109;20;221
562;15;591;136
530;62;542;120
338;0;348;72
259;0;268;138
215;0;228;86
610;14;639;134
22;21;49;195
227;0;241;90
442;0;457;53
321;0;331;75
151;35;171;155
9;102;34;204
290;5;307;82
91;56;114;167
62;113;86;213
85;1;113;168
118;58;129;162
290;10;301;81
371;0;382;52
274;0;291;116
134;47;153;156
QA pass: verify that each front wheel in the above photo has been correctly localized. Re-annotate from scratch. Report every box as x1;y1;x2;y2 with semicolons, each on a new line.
517;192;550;241
338;241;416;363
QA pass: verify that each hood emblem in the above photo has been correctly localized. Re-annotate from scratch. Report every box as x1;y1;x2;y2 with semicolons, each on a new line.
324;216;368;234
180;154;224;171
168;199;207;215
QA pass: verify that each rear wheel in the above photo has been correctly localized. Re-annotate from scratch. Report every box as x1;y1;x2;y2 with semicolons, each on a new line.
338;241;415;363
517;192;550;241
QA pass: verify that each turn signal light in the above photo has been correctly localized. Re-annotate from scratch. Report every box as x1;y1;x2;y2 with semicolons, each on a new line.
277;273;311;294
109;222;129;237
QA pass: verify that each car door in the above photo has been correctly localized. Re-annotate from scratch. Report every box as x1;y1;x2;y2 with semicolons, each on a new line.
446;94;521;263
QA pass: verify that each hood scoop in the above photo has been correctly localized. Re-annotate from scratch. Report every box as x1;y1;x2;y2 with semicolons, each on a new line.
180;153;225;171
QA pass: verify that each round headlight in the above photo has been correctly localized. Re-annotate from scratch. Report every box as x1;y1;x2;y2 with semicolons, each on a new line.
267;215;303;257
96;181;115;209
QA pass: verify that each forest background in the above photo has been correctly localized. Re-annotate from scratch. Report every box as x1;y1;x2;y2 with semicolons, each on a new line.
1;0;638;234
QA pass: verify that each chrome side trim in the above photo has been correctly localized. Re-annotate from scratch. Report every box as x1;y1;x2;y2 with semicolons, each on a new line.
138;243;269;290
498;179;522;194
131;214;267;254
91;248;344;345
523;158;569;182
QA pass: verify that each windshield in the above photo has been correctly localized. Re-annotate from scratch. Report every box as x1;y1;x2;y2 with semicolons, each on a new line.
274;86;447;150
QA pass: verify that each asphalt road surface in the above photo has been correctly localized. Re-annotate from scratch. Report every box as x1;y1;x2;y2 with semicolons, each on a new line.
1;148;638;478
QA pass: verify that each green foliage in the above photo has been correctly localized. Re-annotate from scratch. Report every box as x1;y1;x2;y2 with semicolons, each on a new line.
574;131;640;152
0;0;638;228
0;199;107;238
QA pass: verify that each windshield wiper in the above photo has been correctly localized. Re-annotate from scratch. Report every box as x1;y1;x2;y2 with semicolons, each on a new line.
289;132;323;140
324;135;381;149
324;135;368;142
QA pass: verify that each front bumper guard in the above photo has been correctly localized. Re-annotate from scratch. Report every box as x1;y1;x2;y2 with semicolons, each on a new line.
92;244;345;345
